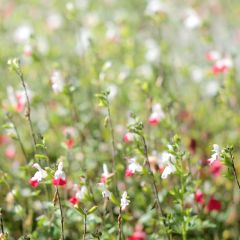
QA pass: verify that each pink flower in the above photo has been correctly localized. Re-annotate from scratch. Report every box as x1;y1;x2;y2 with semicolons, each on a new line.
29;163;47;188
52;162;67;186
123;132;134;143
206;51;220;62
207;196;221;212
100;164;113;183
195;190;204;204
210;160;223;176
5;145;16;159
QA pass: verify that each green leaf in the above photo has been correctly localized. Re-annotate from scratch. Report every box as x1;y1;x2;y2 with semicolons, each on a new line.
74;205;86;216
87;205;98;215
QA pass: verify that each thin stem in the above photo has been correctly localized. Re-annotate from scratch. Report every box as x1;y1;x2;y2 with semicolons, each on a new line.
0;209;4;234
106;101;119;196
141;135;170;240
107;102;116;172
16;69;37;149
83;214;87;240
230;152;240;190
117;207;122;240
56;187;65;240
6;113;28;163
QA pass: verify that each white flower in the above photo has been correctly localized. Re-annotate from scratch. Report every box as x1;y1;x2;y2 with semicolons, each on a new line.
13;24;33;43
145;0;169;15
51;70;64;93
75;186;88;200
208;144;220;165
46;13;63;30
31;163;47;182
120;191;130;210
184;9;201;29
161;164;176;179
102;187;111;198
128;157;142;174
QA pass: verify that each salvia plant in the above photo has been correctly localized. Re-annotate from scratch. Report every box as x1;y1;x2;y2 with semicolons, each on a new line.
0;0;240;240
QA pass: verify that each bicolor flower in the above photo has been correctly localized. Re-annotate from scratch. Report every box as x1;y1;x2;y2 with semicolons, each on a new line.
148;104;165;126
125;157;142;177
29;163;47;187
212;57;233;75
52;162;67;186
63;127;76;150
210;160;223;176
69;185;88;205
208;144;221;165
100;164;113;183
120;191;130;210
158;151;176;179
123;132;135;143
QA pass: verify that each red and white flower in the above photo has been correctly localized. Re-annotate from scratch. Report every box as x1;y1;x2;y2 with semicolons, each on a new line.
125;157;142;177
158;151;176;179
29;163;47;187
52;162;67;186
212;57;233;75
208;144;221;165
123;132;135;143
69;185;88;205
148;103;165;126
100;164;113;184
63;127;76;149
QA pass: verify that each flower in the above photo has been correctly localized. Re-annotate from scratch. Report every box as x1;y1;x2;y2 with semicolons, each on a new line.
208;144;221;165
195;190;204;204
158;151;176;179
127;224;146;240
123;132;135;143
52;162;67;186
161;164;176;179
29;163;47;187
210;160;223;177
121;191;130;210
125;157;142;177
184;9;201;29
50;70;64;93
5;145;16;160
69;185;88;205
207;196;222;212
69;196;78;205
148;103;165;126
212;57;233;75
6;86;27;113
63;127;76;149
206;51;220;62
100;164;113;183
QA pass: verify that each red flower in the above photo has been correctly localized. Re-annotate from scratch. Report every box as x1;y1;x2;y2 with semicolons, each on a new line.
64;138;75;149
69;196;79;205
52;178;67;186
29;179;39;187
125;168;134;177
207;196;221;212
210;160;223;177
195;190;204;204
148;116;160;126
127;225;146;240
